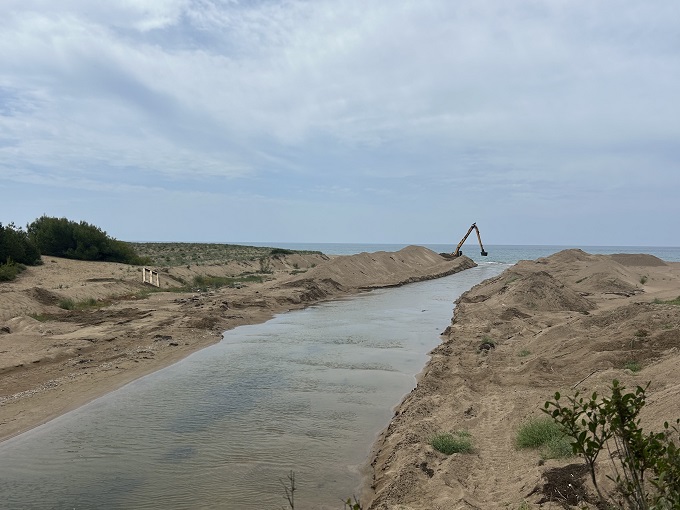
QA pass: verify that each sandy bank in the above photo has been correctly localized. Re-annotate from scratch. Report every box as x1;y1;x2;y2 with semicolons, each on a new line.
367;250;680;509
0;246;474;442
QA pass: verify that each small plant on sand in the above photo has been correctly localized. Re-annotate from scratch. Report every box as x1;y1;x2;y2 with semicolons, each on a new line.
430;431;473;455
634;329;649;338
58;298;75;310
518;349;531;357
478;336;496;352
258;256;272;274
624;360;642;373
28;313;51;322
544;380;680;508
653;296;680;306
57;297;103;310
516;416;572;459
640;275;648;285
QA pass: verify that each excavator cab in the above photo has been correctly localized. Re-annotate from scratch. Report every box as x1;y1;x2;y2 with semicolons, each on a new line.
452;223;488;257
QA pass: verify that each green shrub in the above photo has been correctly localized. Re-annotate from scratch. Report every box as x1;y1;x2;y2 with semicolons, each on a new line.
640;275;648;284
27;216;149;265
430;431;473;454
544;380;680;507
624;360;642;373
0;223;41;281
270;248;294;257
58;298;75;310
57;297;102;310
518;349;531;357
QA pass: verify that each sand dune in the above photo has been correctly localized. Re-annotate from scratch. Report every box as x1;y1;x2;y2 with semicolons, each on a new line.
367;250;680;509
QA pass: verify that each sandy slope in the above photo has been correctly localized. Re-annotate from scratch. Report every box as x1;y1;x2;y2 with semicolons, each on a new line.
367;250;680;509
0;247;474;442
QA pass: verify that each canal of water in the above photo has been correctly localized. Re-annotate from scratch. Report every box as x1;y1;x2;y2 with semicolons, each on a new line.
0;264;507;509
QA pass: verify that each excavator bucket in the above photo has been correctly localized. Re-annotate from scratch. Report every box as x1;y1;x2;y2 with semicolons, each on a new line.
481;250;488;256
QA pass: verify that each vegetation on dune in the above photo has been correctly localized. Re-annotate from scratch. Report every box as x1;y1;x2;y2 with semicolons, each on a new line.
27;216;149;265
654;296;680;306
544;380;680;508
129;242;321;267
0;222;42;281
515;416;573;459
430;431;474;455
191;274;263;292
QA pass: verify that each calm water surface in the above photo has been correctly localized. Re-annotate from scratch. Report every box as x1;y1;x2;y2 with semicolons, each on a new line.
0;264;507;509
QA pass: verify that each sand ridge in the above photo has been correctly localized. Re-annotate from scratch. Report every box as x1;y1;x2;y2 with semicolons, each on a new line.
367;250;680;509
0;246;474;442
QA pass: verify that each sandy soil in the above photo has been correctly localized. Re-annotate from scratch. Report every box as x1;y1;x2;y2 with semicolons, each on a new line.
366;250;680;509
0;246;474;443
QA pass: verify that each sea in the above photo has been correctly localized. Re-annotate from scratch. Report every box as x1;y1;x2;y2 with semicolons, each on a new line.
242;242;680;264
0;243;678;509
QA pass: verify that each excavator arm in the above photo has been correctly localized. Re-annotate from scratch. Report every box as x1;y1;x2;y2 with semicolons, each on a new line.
453;223;488;257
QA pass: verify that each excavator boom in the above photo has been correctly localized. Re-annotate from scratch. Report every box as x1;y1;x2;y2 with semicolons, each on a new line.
452;223;488;257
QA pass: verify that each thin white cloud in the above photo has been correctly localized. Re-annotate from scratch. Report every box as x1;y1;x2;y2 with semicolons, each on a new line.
0;0;678;243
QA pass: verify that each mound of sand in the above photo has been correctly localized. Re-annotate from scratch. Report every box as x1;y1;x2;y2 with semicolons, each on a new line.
367;250;680;510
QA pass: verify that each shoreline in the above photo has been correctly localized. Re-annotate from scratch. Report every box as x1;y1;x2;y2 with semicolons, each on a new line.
365;250;680;509
0;246;475;444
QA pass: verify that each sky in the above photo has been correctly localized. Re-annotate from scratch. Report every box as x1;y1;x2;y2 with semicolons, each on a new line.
1;1;679;246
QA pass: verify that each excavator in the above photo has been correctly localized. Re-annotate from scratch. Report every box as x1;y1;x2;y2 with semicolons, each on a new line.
451;222;488;257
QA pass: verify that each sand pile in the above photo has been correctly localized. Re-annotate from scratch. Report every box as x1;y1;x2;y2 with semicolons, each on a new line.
367;250;680;509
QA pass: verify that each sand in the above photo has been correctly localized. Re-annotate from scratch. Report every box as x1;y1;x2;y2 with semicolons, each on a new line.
366;249;680;509
0;246;474;443
5;247;679;509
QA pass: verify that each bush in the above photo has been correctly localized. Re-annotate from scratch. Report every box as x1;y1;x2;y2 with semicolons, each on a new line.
0;260;25;281
544;380;680;507
430;431;473;454
0;223;41;280
27;216;149;265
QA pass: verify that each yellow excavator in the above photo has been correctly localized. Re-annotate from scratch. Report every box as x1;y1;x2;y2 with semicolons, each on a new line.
452;222;488;257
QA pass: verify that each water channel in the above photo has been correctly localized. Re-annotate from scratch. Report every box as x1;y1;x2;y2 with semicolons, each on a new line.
0;264;507;509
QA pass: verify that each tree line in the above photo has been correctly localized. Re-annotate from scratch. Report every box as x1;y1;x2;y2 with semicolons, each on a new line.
0;216;149;281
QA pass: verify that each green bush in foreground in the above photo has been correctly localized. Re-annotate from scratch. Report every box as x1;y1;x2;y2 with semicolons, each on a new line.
0;260;26;281
430;431;473;454
515;416;573;459
544;380;680;508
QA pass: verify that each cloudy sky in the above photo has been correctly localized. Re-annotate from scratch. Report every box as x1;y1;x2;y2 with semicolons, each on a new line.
1;1;678;246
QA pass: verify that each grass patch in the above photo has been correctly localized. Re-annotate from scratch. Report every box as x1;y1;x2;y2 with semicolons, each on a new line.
478;336;496;351
654;296;680;306
58;297;104;310
624;360;642;373
0;262;26;282
639;275;648;284
518;349;531;357
516;416;573;459
28;313;51;322
430;431;473;455
192;274;263;292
